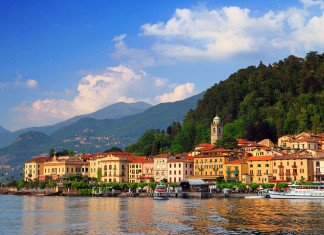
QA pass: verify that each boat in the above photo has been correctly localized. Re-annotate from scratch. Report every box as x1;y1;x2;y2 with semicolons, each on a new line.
153;184;170;200
245;189;269;199
268;183;324;199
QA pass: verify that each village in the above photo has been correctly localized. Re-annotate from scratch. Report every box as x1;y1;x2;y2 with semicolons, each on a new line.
20;116;324;196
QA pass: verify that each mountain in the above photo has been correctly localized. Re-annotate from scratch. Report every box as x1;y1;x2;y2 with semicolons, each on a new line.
0;93;203;170
0;125;10;135
0;102;152;148
50;93;203;140
0;131;54;166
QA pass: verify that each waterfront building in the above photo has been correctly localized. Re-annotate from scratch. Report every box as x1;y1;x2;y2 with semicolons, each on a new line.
246;156;273;184
272;154;314;182
100;155;128;183
128;156;153;183
153;153;173;182
141;157;154;182
24;155;50;181
87;152;133;180
193;149;238;181
313;152;324;182
210;115;223;145
167;155;193;183
223;159;249;184
43;156;89;181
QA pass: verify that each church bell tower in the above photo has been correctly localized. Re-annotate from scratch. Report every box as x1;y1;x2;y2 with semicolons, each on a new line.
211;115;223;145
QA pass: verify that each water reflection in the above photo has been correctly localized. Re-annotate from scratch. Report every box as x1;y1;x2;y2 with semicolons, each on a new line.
0;195;324;234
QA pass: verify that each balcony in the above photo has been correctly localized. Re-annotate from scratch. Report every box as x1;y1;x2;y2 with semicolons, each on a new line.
285;172;291;176
278;165;284;168
292;164;298;168
292;172;298;176
279;172;285;176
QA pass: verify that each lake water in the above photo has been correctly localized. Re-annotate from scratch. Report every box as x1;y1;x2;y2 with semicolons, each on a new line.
0;195;323;234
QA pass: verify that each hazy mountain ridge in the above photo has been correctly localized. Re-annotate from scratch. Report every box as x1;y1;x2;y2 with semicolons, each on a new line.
0;102;152;148
0;94;203;170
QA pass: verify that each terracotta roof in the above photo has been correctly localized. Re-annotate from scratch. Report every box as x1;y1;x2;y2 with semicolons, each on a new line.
247;156;273;161
194;143;214;151
128;156;153;163
26;155;50;163
152;153;171;158
272;154;314;160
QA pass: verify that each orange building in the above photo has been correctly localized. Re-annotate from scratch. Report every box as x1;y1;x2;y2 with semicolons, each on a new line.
246;156;273;184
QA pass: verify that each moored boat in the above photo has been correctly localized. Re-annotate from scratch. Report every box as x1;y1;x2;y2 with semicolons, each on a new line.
153;184;170;200
268;183;324;199
245;189;269;199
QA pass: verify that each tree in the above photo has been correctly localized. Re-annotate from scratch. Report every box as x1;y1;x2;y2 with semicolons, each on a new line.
249;183;260;190
49;149;55;157
277;182;288;189
18;180;26;189
104;147;123;152
215;135;238;149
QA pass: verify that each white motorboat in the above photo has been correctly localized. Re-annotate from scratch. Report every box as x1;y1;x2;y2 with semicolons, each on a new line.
245;189;269;199
153;184;170;200
268;183;324;199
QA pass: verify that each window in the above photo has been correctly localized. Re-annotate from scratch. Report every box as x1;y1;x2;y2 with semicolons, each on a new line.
265;164;269;167
169;164;172;168
257;164;261;167
250;164;253;167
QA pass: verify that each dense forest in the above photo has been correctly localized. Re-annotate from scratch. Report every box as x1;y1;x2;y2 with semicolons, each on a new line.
127;52;324;155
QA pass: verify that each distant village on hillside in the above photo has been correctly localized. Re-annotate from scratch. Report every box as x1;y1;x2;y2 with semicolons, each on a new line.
23;116;324;188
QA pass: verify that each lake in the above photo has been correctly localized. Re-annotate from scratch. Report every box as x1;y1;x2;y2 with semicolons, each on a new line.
0;195;323;234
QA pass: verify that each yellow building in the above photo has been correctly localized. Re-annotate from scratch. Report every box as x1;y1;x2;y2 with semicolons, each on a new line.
272;154;314;182
101;155;128;183
128;156;147;183
193;149;238;181
24;155;49;181
223;159;249;183
246;156;273;184
44;156;89;181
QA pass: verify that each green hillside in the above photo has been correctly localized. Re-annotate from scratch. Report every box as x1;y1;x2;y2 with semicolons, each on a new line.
129;52;324;154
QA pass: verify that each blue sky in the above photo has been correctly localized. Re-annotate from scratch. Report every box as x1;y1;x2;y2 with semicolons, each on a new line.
1;0;324;131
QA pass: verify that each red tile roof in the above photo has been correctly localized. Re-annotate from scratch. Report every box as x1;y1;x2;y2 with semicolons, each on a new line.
26;155;50;163
247;156;273;161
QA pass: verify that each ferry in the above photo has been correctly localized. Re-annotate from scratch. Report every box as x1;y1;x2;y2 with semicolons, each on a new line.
153;184;170;200
268;183;324;199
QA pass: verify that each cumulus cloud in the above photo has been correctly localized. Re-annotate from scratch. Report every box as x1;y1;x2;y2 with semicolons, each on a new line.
14;65;196;127
155;83;196;103
140;4;324;60
14;65;144;126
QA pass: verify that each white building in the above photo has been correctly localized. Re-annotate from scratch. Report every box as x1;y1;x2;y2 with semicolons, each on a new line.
167;156;194;183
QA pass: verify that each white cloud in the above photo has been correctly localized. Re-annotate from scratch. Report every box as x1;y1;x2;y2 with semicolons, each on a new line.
14;65;197;127
301;0;324;9
155;83;196;103
25;79;38;89
140;5;324;60
111;34;156;68
154;77;168;87
14;65;144;126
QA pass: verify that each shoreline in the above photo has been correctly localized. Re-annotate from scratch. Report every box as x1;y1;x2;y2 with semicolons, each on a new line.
0;188;255;198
